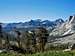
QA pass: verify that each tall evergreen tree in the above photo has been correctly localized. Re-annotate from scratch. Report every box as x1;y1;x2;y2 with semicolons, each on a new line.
0;23;3;48
36;27;49;52
15;30;21;48
0;23;2;38
20;31;32;53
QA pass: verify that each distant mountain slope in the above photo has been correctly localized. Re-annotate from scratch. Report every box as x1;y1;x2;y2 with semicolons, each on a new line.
48;15;75;44
48;33;75;44
2;19;64;31
53;33;75;44
50;15;75;36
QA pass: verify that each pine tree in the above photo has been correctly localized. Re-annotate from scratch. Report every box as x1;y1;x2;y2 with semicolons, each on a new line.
36;27;49;52
5;33;10;50
0;23;3;48
21;31;32;53
15;30;21;48
29;30;36;53
0;23;3;38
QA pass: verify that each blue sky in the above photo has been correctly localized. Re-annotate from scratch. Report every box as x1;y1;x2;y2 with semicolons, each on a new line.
0;0;75;23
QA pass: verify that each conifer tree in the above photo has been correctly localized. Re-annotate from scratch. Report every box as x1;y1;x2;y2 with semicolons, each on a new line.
36;27;49;52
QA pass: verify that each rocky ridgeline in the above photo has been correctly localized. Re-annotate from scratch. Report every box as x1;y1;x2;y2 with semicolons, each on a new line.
49;15;75;44
50;15;75;36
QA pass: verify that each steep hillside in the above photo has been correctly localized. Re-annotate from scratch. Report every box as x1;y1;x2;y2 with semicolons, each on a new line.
49;15;75;44
50;15;75;36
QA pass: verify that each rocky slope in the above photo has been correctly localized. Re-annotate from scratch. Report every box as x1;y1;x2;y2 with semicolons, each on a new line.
49;15;75;44
50;15;75;36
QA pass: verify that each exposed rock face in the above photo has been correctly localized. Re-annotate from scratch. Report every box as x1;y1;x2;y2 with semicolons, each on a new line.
63;16;75;35
52;32;75;44
50;15;75;36
48;15;75;44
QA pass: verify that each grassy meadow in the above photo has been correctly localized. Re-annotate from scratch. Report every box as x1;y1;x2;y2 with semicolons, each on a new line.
0;51;75;56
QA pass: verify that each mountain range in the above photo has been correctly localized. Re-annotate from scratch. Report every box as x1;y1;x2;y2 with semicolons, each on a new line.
2;18;64;31
2;15;75;44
